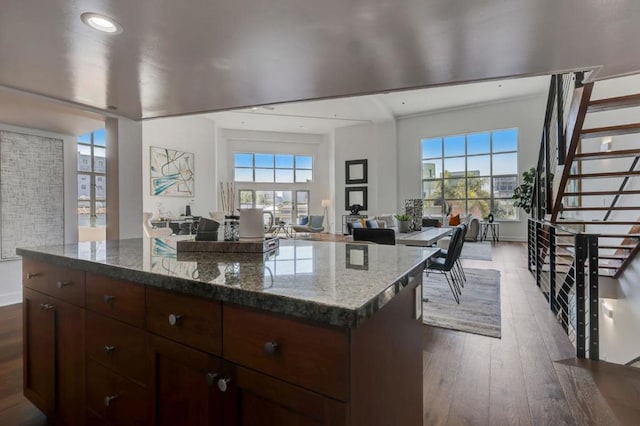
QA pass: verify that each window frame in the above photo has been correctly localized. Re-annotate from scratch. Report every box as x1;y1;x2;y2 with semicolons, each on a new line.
237;189;310;224
233;152;314;183
420;128;519;221
77;130;106;228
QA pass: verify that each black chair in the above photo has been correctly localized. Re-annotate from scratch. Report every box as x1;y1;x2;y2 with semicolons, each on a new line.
352;228;396;245
426;225;463;303
436;224;467;287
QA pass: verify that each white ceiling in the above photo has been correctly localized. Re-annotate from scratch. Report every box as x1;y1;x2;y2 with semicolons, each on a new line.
205;75;550;134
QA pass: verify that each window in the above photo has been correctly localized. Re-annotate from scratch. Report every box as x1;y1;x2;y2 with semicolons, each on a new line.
421;129;518;220
239;189;310;224
265;245;314;276
77;129;107;238
234;153;313;183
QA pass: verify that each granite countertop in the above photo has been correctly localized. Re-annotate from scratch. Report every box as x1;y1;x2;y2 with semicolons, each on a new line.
17;237;438;328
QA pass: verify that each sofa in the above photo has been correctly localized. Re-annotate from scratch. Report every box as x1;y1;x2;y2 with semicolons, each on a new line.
346;214;397;235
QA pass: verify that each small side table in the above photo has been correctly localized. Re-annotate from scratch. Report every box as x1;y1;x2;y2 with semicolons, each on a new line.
481;222;500;243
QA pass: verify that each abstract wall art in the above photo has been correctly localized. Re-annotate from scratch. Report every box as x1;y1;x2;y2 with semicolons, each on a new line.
150;146;194;197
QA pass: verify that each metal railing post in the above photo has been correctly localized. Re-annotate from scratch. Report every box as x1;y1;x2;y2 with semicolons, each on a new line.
575;234;587;358
535;221;542;288
557;76;566;166
588;235;599;360
549;226;557;313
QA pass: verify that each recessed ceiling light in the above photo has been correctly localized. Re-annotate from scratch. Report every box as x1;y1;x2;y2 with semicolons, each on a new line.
81;12;123;34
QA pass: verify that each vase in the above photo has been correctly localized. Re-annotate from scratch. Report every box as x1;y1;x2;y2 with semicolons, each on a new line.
398;220;410;233
224;215;240;241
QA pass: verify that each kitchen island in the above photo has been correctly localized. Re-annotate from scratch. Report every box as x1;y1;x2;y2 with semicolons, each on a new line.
18;237;438;426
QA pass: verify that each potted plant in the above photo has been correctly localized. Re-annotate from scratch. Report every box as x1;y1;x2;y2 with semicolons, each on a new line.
512;167;536;214
395;214;412;233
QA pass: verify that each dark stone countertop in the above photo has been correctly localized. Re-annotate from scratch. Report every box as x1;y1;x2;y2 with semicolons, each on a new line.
17;237;438;328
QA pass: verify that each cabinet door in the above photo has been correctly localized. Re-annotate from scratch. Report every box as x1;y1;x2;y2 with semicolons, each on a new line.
23;288;56;416
220;363;347;426
147;334;223;426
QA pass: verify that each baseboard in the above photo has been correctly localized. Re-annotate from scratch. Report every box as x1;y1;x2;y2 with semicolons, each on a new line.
0;291;21;307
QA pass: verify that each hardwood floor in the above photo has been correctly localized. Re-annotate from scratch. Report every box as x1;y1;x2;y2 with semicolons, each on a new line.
423;242;640;425
1;241;639;425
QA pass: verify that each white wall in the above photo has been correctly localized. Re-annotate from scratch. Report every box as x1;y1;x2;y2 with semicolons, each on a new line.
397;95;548;241
0;123;78;306
142;116;217;220
217;128;332;227
333;121;398;233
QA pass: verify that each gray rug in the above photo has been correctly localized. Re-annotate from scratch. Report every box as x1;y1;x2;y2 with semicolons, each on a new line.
460;241;492;261
423;268;501;338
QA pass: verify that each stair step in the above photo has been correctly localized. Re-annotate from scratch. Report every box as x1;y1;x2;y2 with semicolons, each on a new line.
568;170;640;179
555;221;640;225
573;149;640;161
588;94;640;113
564;190;640;197
557;243;637;249
598;264;620;269
560;206;640;211
580;123;640;139
599;255;628;260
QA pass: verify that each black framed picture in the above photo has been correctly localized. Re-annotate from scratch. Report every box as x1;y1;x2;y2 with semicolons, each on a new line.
345;159;368;184
345;186;368;211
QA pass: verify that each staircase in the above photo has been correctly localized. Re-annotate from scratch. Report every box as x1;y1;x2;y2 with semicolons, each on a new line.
549;80;640;278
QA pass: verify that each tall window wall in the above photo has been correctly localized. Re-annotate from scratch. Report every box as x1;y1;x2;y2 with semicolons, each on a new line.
421;128;519;220
77;129;106;240
234;152;313;223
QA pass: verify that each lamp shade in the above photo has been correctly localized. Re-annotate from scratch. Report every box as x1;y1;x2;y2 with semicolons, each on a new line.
321;199;331;208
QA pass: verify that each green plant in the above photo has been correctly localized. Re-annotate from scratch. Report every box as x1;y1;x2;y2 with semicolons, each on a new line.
512;167;536;214
395;214;411;222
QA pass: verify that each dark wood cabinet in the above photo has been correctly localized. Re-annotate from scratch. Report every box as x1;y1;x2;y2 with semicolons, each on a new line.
23;287;86;426
147;334;223;426
220;363;347;426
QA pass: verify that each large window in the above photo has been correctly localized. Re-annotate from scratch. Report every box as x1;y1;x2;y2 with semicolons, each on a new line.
234;153;313;183
77;128;107;241
421;129;519;220
239;189;309;223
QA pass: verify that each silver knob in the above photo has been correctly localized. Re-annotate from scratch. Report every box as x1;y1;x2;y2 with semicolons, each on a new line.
104;345;116;354
205;372;218;386
263;341;279;355
56;281;71;289
103;295;116;303
217;378;231;393
27;272;41;279
39;303;55;311
104;394;120;407
168;314;182;326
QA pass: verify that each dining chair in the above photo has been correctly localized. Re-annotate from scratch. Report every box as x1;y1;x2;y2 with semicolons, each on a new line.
426;225;463;303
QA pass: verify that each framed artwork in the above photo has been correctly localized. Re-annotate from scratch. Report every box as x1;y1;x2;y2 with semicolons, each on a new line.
150;146;194;196
345;159;368;184
345;186;368;211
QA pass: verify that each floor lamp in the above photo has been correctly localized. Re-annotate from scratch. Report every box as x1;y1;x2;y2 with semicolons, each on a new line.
321;199;331;233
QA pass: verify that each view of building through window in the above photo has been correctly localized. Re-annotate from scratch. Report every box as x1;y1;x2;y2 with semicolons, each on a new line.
239;189;310;224
421;128;519;220
234;153;313;183
77;128;106;241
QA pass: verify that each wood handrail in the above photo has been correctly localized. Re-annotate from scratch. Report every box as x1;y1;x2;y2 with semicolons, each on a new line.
551;82;593;222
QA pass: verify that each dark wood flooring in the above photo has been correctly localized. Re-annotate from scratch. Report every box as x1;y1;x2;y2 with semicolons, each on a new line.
1;242;639;425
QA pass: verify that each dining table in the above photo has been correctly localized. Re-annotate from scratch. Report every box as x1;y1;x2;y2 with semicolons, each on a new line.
395;226;453;247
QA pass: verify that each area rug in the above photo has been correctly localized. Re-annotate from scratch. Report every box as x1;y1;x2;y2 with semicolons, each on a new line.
423;268;501;338
460;241;492;261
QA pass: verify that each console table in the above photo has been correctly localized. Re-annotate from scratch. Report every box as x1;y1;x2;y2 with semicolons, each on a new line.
342;214;367;235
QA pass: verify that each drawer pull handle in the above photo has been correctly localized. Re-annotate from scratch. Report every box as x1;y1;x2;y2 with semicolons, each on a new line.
39;303;55;311
168;314;182;326
217;378;231;393
205;372;218;386
56;281;71;289
264;341;279;355
103;295;116;303
27;272;42;279
104;345;116;354
104;394;120;407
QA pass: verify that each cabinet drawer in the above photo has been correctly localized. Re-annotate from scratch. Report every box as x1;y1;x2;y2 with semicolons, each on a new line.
86;274;145;328
86;312;147;385
223;304;348;400
146;287;222;356
23;257;85;306
87;360;148;426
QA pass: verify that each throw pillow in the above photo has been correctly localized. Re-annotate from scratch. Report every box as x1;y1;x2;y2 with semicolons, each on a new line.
298;216;309;225
360;218;367;227
365;219;379;228
449;214;461;226
377;214;395;228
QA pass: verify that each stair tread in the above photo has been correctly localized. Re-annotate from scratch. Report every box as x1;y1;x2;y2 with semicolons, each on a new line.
564;190;640;196
568;170;640;179
573;149;640;161
588;93;640;113
560;206;640;211
580;123;640;139
555;220;640;225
